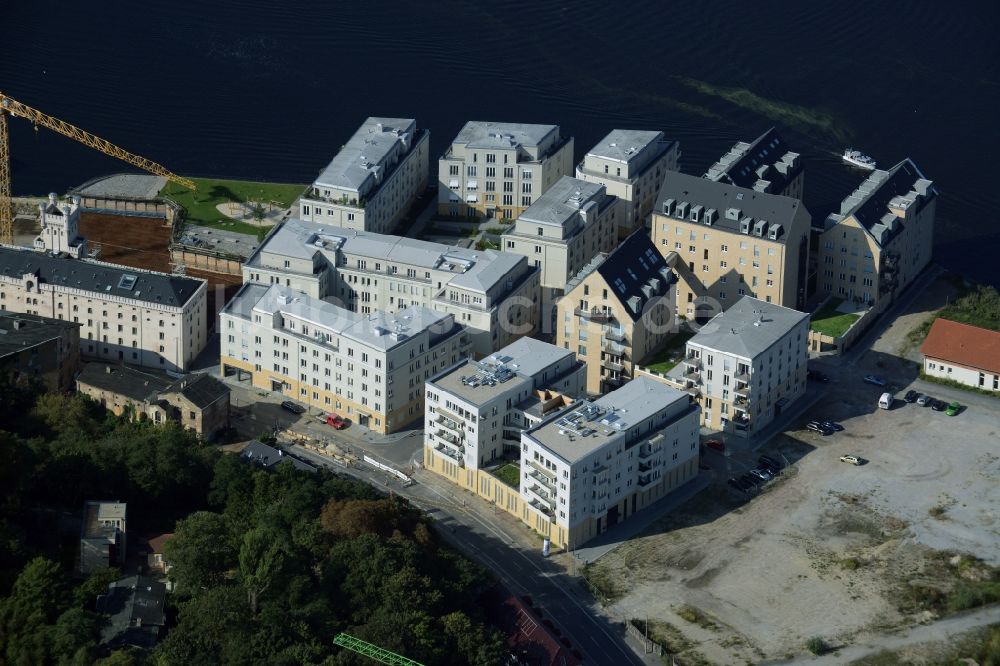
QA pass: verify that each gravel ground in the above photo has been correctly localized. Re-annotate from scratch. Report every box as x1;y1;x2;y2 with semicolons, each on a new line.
586;277;1000;663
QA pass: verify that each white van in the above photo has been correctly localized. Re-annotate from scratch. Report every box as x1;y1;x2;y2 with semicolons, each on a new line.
879;392;893;410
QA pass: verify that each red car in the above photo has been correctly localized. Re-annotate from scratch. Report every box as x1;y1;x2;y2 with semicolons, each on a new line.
704;439;725;452
323;414;348;429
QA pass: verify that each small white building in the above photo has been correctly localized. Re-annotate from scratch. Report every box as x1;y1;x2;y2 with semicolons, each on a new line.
424;336;586;473
920;318;1000;392
80;501;127;574
520;377;700;548
575;129;680;239
664;296;809;436
299;117;430;234
34;193;87;258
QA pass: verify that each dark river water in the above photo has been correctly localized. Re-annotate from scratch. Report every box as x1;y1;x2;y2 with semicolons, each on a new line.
2;0;998;285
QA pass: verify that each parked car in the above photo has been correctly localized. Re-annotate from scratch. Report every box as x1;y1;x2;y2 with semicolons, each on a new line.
863;374;887;387
819;421;844;432
946;401;962;416
323;414;348;429
705;439;725;452
280;400;306;415
749;468;772;482
931;399;947;412
807;370;830;383
878;392;894;410
758;459;782;475
917;394;932;407
739;473;760;488
728;478;747;492
759;455;785;471
904;390;919;403
806;421;834;435
840;455;864;466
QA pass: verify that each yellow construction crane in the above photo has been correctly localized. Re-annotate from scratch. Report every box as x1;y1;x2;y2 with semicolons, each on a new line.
0;90;195;244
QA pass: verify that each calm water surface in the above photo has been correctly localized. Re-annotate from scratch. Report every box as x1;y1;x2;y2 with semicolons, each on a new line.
2;0;998;284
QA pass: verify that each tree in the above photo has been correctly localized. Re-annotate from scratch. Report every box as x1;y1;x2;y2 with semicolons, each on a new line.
238;527;286;614
48;607;100;665
0;557;70;664
164;512;237;593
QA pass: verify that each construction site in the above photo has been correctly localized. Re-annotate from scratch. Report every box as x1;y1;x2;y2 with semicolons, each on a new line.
0;91;301;322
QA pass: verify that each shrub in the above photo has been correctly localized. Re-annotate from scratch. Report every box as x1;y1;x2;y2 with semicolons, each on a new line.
806;636;829;655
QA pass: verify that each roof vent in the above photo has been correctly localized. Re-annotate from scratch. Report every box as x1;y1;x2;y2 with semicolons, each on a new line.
661;198;675;216
725;207;741;221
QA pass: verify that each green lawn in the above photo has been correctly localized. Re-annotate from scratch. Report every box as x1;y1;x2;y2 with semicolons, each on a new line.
158;177;307;232
809;298;860;338
642;329;696;374
491;463;520;489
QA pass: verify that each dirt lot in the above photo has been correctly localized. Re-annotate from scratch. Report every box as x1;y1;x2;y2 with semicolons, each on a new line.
587;297;1000;663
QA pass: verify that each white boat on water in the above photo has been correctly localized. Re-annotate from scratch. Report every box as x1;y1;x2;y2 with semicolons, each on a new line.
842;149;877;170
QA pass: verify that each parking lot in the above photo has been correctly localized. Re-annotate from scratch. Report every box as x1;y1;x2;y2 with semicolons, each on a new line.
587;353;1000;663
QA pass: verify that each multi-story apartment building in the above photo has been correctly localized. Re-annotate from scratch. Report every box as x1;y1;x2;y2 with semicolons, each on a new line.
575;129;681;239
501;176;617;299
520;377;700;548
557;231;677;395
242;218;540;356
0;246;207;371
662;296;809;437
0;311;81;391
651;171;811;317
220;284;470;433
438;121;574;220
817;159;935;313
704;128;804;199
298;117;430;234
424;336;586;475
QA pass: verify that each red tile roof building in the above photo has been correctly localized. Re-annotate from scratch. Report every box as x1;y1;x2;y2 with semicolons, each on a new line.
920;318;1000;391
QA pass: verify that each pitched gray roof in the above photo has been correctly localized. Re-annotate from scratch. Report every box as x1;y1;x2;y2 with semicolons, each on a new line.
687;296;808;359
704;128;802;194
241;440;316;472
655;171;803;243
166;373;230;409
0;311;80;358
0;246;204;308
97;575;166;649
77;362;173;402
595;231;676;321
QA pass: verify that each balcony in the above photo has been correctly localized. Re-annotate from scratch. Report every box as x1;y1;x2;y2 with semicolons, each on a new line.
638;460;654;473
638;473;653;487
528;467;556;489
683;367;701;381
684;356;702;370
603;328;625;342
525;484;555;511
602;359;624;372
434;443;465;466
436;413;462;434
528;498;554;517
735;368;751;382
527;460;556;482
435;429;461;446
732;414;750;431
735;385;751;397
575;307;613;322
602;340;626;356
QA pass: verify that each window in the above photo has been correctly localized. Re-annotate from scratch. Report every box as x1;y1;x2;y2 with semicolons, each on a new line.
449;164;459;176
577;345;587;356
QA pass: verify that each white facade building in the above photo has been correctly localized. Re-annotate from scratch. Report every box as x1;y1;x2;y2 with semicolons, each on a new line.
299;117;430;234
664;296;809;436
438;121;574;220
0;245;207;371
424;336;586;472
242;218;540;356
520;377;700;547
502;176;617;298
220;284;470;434
34;193;87;258
80;500;127;574
575;129;680;239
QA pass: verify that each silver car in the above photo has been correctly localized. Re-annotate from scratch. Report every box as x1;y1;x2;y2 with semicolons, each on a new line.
917;394;932;406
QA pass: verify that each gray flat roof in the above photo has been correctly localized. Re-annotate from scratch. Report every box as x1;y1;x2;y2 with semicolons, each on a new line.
515;176;607;228
250;218;526;295
527;377;690;463
314;117;417;192
655;171;803;243
227;284;454;351
430;337;573;406
452;121;558;149
688;296;809;359
175;225;260;259
0;245;205;308
585;129;665;163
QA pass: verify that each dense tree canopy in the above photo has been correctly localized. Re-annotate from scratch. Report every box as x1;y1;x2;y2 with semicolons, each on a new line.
0;375;506;665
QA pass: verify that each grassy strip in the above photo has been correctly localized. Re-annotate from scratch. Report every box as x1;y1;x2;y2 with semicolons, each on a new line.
490;463;520;489
642;330;696;374
902;284;1000;353
159;177;306;227
810;297;861;338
